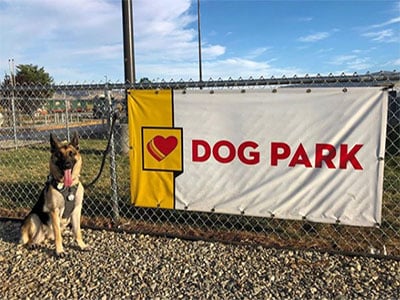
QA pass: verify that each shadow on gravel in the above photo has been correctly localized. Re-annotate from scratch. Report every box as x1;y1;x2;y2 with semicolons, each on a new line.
0;220;21;244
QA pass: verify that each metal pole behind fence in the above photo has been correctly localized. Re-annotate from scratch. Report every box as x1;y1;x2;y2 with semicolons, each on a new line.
64;92;70;141
106;88;120;221
122;0;135;84
11;92;18;149
197;0;203;83
9;59;18;149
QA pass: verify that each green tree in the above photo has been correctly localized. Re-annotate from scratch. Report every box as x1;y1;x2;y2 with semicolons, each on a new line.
139;77;152;84
1;64;54;118
15;64;53;86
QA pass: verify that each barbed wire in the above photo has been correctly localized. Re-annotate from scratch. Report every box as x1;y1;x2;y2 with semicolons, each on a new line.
1;71;399;92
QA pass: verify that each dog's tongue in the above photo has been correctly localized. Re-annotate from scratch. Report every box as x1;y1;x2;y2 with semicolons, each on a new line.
64;169;72;187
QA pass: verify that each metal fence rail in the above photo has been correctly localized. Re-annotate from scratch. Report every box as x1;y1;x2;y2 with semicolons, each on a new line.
0;72;399;258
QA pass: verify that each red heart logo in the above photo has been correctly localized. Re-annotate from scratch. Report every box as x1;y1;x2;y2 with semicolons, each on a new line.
147;135;178;161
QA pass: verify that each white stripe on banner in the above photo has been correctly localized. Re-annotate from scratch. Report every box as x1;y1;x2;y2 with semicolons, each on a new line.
173;87;387;227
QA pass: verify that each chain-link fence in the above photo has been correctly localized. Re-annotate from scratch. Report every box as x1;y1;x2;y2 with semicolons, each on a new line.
0;72;399;258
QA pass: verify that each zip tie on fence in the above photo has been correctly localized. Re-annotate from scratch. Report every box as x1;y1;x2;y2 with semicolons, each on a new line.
83;110;119;189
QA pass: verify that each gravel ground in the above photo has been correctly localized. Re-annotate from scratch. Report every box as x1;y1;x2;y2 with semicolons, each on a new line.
0;220;399;299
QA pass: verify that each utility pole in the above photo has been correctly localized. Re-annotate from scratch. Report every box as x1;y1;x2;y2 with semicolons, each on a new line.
197;0;203;83
119;0;132;158
122;0;135;84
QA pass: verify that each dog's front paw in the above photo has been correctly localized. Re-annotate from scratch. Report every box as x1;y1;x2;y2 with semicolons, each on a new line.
79;244;91;252
27;243;40;250
55;251;67;258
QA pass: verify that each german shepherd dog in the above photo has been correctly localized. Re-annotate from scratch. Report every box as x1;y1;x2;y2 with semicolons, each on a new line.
20;132;88;257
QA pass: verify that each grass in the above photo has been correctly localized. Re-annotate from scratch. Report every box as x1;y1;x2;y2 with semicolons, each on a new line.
0;140;399;256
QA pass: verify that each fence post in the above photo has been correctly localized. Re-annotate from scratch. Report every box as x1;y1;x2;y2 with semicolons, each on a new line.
106;86;120;222
11;90;18;149
64;92;70;141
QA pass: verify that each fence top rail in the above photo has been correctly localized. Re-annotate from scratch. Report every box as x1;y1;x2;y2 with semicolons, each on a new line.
1;71;399;92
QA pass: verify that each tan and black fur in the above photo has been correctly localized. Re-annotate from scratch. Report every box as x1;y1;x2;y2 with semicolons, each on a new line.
20;132;88;257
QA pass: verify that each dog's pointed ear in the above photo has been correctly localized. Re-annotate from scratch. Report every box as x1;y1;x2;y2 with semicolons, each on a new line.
50;133;60;153
70;132;79;150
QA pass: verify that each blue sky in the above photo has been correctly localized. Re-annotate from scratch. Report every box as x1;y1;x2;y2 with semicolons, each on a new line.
0;0;399;83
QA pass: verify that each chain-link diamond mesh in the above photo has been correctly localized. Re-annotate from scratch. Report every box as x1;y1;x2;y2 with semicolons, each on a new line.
1;72;399;257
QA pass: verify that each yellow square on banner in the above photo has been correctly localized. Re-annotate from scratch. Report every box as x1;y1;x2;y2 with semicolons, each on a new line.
142;127;183;173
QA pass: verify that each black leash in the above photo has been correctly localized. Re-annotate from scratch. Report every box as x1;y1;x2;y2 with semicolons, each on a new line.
83;110;120;189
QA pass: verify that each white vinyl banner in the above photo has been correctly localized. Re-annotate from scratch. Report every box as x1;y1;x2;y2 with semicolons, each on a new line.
172;87;387;227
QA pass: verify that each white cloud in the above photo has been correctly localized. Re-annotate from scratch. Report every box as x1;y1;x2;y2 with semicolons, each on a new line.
392;58;400;66
370;16;400;28
330;55;357;65
363;29;396;42
202;45;226;59
72;44;123;60
298;32;330;42
245;47;271;59
134;0;195;38
361;13;400;43
298;17;313;22
316;48;334;54
136;57;301;81
203;58;300;80
329;55;372;71
0;0;122;81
